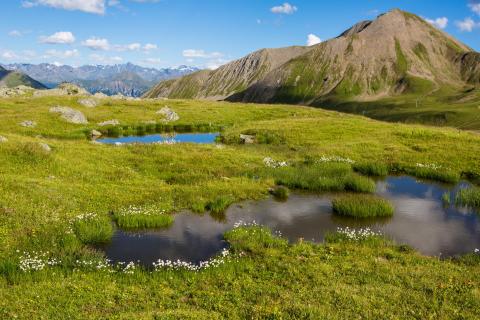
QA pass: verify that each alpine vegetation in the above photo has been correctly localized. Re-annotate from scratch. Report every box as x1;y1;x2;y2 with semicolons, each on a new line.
332;195;395;218
113;205;175;229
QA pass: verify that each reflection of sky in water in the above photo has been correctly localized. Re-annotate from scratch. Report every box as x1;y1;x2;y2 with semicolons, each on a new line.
101;176;480;267
98;133;219;144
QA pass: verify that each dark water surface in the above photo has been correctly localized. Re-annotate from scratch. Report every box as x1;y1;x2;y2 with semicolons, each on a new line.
98;132;219;144
100;176;480;266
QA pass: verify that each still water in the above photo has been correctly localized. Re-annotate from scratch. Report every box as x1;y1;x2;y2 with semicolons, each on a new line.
98;132;219;144
100;176;480;266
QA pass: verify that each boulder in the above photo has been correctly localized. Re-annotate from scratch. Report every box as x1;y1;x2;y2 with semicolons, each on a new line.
90;130;102;138
49;106;88;124
98;119;120;127
39;143;51;153
93;92;109;99
78;98;98;108
20;120;37;128
156;106;179;122
240;134;255;144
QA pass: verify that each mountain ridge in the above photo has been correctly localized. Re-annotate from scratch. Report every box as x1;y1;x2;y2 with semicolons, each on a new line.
2;63;199;97
144;9;478;107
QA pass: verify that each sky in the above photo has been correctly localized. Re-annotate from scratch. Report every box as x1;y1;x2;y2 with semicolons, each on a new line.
0;0;479;69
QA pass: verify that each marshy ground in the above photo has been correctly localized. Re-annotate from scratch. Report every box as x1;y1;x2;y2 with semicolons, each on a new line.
0;96;479;318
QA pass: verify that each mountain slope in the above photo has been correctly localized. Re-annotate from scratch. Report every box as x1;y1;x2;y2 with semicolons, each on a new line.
146;9;477;108
0;66;46;89
143;46;312;99
2;63;199;97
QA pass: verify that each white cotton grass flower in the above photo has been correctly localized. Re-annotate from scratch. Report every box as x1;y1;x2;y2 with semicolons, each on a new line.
475;248;479;254
317;155;355;164
19;251;61;272
263;157;288;168
336;227;382;241
152;248;231;272
416;163;442;170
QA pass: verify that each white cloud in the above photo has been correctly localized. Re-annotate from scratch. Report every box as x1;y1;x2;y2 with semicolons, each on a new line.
113;43;142;51
205;58;229;70
306;34;321;46
22;0;106;15
182;49;223;59
82;37;110;50
40;31;76;44
8;30;23;37
456;17;479;32
271;3;297;15
142;58;162;64
469;2;480;15
425;17;448;29
89;53;123;64
1;51;18;60
143;43;158;51
43;49;79;58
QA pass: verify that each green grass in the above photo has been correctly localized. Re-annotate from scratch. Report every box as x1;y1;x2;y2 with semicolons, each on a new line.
455;187;480;208
113;207;174;229
206;196;234;214
442;192;451;206
332;195;395;218
72;214;113;244
0;96;480;318
353;162;389;177
271;185;289;200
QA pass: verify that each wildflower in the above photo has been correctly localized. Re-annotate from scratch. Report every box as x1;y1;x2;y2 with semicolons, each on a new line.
263;157;288;168
336;227;382;241
416;163;442;170
316;155;355;164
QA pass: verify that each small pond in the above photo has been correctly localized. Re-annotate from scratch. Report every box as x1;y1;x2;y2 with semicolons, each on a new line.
99;176;480;267
97;132;219;144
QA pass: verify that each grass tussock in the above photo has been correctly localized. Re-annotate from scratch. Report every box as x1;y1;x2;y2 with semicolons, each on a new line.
268;162;375;193
206;196;234;214
271;186;289;200
113;205;174;229
332;195;394;218
73;213;113;244
455;187;480;208
353;162;389;177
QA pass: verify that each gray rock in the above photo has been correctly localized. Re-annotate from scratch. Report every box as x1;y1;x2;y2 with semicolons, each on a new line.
156;106;179;122
39;143;51;152
93;92;109;99
90;129;102;138
78;98;98;108
240;134;255;144
98;119;120;126
0;136;8;143
49;106;88;124
20;120;37;128
34;83;90;97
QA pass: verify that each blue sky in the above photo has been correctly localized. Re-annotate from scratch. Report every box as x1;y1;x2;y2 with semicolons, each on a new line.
0;0;479;69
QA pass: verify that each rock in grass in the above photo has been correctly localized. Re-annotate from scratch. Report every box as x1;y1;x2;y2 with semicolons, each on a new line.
93;92;109;99
156;106;179;122
90;130;102;138
0;136;8;143
240;134;255;144
98;119;120;126
38;142;51;153
332;195;394;218
20;120;37;128
49;106;88;124
78;98;98;108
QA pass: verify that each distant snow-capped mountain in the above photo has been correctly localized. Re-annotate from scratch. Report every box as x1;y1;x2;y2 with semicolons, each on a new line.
1;63;200;97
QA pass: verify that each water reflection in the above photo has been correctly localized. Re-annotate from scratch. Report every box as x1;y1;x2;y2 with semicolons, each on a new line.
97;132;219;144
100;176;480;266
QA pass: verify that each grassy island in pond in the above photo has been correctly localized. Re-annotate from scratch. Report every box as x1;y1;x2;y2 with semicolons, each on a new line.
332;195;395;218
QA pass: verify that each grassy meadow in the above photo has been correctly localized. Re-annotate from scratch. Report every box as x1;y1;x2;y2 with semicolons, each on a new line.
0;95;480;318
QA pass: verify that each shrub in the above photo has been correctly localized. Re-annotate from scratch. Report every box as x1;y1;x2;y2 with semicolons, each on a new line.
332;195;394;218
73;213;113;244
206;196;234;214
353;162;389;177
455;187;480;208
113;205;174;229
271;186;289;200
